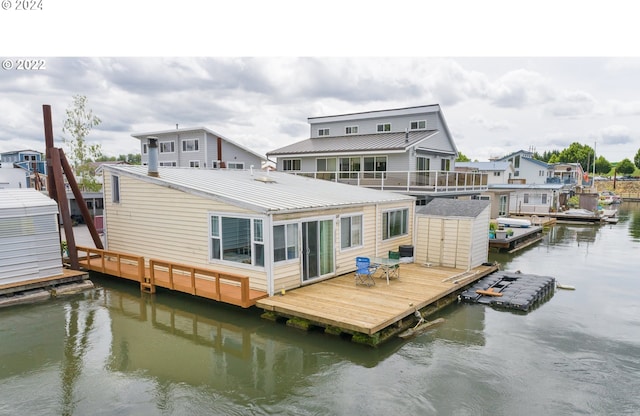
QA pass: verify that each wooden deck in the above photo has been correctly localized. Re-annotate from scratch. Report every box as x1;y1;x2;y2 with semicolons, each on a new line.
257;262;498;344
0;268;88;295
76;246;268;308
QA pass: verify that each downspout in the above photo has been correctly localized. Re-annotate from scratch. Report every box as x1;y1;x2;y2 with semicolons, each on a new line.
217;136;224;168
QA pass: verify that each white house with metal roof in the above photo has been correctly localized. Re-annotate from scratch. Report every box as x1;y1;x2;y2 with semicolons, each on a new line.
267;105;487;200
132;127;267;170
494;150;552;185
100;164;416;296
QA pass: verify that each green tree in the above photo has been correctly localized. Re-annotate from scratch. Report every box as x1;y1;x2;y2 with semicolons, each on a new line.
634;148;640;170
594;156;612;175
556;142;594;171
456;152;470;162
616;158;636;175
61;95;103;191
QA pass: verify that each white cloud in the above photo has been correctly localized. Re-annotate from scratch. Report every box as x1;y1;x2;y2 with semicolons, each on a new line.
545;90;598;118
599;125;633;145
488;69;554;108
469;114;512;131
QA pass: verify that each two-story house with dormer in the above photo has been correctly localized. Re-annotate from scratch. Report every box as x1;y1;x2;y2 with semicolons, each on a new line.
132;127;267;170
267;105;487;202
494;150;552;185
0;149;46;189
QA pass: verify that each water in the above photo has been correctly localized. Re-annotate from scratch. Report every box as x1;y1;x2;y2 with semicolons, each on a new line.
2;203;640;415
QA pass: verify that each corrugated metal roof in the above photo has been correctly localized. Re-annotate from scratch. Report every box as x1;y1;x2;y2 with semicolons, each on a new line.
416;198;490;218
0;189;58;218
267;130;438;157
104;166;415;214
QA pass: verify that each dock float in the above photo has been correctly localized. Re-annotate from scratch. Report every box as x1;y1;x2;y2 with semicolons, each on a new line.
256;262;498;347
459;270;556;312
0;269;92;308
489;225;544;253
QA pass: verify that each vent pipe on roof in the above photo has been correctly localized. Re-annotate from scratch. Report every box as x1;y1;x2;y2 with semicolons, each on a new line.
405;128;409;143
147;136;159;177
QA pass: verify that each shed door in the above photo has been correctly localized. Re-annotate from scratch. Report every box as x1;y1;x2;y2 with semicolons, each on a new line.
440;219;459;268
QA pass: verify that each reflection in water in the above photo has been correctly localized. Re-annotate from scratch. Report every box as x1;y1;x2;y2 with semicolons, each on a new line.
627;203;640;241
95;275;405;411
60;301;96;416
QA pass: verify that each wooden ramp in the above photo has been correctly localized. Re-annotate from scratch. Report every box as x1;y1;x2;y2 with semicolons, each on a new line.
257;263;498;343
76;246;268;308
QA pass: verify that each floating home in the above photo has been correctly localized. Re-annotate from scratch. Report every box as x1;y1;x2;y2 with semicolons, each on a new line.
100;163;416;297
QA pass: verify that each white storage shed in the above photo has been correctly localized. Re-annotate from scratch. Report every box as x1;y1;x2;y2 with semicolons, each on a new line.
414;199;490;269
0;189;62;285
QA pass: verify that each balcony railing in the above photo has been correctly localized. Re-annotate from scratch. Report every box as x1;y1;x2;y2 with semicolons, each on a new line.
290;170;488;194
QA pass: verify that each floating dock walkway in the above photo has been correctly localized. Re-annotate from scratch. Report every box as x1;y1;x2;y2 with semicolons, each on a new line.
489;225;545;253
0;269;91;308
460;270;555;312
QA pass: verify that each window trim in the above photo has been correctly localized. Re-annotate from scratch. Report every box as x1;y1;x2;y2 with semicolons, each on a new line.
376;123;391;132
345;125;358;135
142;143;148;154
382;208;409;240
318;128;330;136
209;213;265;268
182;138;199;152
273;222;299;263
410;120;426;130
189;160;200;168
282;159;301;171
159;161;177;167
227;162;245;170
111;175;120;203
340;214;363;250
159;141;175;153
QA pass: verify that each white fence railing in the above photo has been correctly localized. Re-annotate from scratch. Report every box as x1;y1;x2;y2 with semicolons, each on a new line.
291;170;488;194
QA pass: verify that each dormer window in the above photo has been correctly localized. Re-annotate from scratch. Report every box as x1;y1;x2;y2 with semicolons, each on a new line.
345;126;358;135
410;120;426;130
376;123;391;132
318;128;330;136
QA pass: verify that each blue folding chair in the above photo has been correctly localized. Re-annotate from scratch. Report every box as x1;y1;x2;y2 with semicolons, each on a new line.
355;256;376;286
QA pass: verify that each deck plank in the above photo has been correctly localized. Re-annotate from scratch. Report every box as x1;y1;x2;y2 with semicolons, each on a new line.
257;263;497;335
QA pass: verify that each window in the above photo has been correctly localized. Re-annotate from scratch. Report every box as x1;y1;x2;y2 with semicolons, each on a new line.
363;156;387;178
376;123;391;132
182;139;199;152
345;126;358;135
282;159;301;171
539;170;545;176
383;208;408;240
410;120;426;130
514;155;521;168
318;128;330;136
189;160;200;168
212;160;221;169
160;141;175;153
493;171;501;176
227;162;244;170
542;194;548;204
417;157;430;171
339;157;360;178
111;175;120;203
499;195;507;216
316;158;337;172
340;215;363;249
142;143;148;154
159;161;177;167
524;193;529;203
210;215;264;267
273;223;299;262
441;159;451;171
514;171;520;177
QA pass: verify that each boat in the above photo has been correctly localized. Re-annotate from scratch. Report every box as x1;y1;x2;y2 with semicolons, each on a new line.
599;191;621;205
497;217;531;228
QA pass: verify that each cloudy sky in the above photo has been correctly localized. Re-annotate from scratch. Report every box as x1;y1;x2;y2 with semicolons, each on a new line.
1;3;638;164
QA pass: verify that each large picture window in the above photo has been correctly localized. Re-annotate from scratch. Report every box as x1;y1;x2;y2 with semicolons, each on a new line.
273;223;299;262
210;215;264;267
182;139;199;152
340;215;362;249
383;208;408;240
160;141;175;153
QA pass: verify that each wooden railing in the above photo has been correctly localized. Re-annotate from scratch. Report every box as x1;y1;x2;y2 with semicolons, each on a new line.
148;259;251;306
76;246;144;281
75;246;256;307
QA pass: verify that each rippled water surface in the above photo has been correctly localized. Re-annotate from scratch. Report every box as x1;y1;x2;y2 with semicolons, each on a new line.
2;203;639;415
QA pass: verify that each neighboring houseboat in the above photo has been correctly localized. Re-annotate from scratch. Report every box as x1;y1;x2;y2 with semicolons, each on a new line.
132;126;267;170
494;150;552;185
100;161;416;296
0;149;46;189
267;104;487;201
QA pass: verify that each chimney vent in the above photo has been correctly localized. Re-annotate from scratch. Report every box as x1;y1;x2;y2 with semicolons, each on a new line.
147;136;159;177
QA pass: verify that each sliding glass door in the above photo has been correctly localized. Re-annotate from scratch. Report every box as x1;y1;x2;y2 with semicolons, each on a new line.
301;219;334;282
